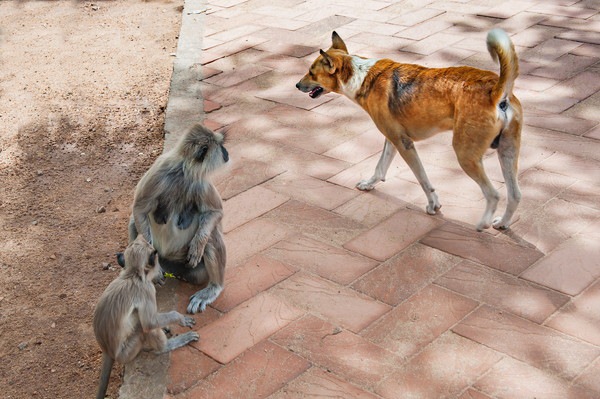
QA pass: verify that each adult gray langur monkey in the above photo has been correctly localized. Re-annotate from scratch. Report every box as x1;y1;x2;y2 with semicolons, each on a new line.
127;123;229;314
93;235;198;399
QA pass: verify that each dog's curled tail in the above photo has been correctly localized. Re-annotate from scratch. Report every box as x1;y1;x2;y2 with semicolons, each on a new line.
486;28;519;106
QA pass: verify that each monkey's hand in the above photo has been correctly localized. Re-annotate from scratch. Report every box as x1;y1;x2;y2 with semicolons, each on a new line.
179;315;196;328
186;238;207;268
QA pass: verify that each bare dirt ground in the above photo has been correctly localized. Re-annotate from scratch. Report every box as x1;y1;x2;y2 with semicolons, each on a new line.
0;1;182;397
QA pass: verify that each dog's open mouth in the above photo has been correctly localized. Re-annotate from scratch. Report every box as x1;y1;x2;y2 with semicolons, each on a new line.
309;86;324;98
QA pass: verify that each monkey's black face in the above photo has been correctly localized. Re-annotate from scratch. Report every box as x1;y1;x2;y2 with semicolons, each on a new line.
194;144;229;164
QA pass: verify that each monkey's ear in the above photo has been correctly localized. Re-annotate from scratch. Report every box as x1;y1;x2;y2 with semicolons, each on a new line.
319;50;336;74
331;31;348;53
116;252;125;268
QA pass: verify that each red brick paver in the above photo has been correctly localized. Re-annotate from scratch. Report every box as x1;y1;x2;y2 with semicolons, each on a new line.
147;1;600;398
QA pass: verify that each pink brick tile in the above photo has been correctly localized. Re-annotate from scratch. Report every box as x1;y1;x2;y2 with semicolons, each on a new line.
223;186;289;233
180;340;309;399
557;29;600;45
345;19;404;36
574;359;600;394
583;123;600;140
453;305;600;380
493;11;549;35
546;280;600;346
517;88;581;113
196;292;304;364
375;332;502;399
269;367;380;399
420;222;544;275
477;0;534;19
211;254;295;313
458;389;493;399
228;138;351;181
352;243;461;306
541;15;600;31
347;32;415;51
259;121;354;155
388;8;445;27
418;47;476;68
265;235;378;285
333;190;405;227
521;236;600;296
254;15;312;31
558;180;600;211
564;91;600;122
344;209;444;261
263;200;366;247
509;198;600;254
402;32;464;55
263;171;359;211
202;100;220;114
201;35;268;65
214;157;286;200
203;64;272;87
527;4;598;19
520;38;582;63
525;113;598;135
570;43;600;57
510;25;566;48
511;168;577;213
531;53;598;80
207;24;265;42
362;284;477;359
474;357;599;399
270;272;391;333
530;131;600;167
253;5;308;19
394;19;453;40
167;346;221;395
515;74;559;92
436;260;569;323
271;315;405;390
542;71;600;101
225;218;291;268
323;130;386;163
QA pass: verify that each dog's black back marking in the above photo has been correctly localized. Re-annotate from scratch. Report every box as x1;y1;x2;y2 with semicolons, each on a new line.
388;69;416;114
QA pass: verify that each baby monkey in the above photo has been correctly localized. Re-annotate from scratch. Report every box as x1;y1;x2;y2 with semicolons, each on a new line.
93;235;198;399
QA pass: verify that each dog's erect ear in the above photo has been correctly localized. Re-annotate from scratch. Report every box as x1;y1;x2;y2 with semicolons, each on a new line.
331;31;348;53
319;49;336;74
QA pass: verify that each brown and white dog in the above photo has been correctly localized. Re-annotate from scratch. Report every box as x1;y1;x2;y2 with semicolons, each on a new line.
296;29;522;231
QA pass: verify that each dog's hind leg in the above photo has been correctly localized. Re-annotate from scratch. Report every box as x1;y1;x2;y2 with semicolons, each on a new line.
493;119;522;230
392;138;441;215
453;124;499;231
357;139;396;191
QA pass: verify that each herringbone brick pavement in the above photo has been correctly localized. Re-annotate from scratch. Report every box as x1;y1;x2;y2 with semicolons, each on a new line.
125;1;600;398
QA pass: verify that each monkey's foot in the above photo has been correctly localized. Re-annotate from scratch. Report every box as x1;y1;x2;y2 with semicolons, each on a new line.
187;284;223;314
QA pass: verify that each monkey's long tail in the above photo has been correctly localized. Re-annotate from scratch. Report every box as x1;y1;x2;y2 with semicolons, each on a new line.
96;353;114;399
486;28;519;106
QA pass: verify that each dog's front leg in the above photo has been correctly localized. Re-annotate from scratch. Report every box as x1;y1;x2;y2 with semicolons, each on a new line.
357;139;396;191
393;139;441;215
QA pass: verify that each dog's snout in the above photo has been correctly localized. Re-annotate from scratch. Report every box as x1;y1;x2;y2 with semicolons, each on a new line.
295;82;301;90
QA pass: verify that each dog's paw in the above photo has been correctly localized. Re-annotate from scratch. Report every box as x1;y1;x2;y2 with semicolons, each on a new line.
356;180;376;191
